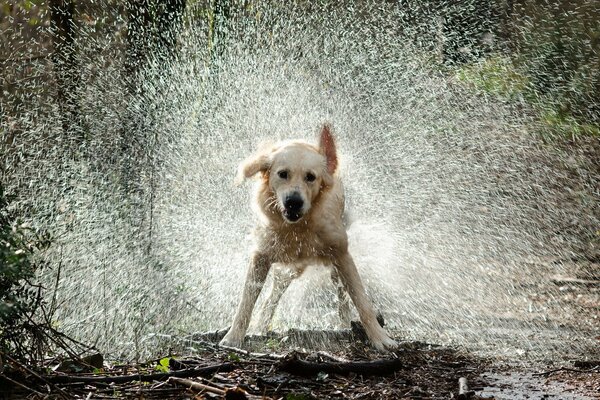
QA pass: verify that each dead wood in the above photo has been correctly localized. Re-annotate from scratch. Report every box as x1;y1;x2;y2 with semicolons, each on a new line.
277;353;404;376
169;377;268;400
41;362;236;384
573;360;600;369
168;376;226;395
533;366;600;377
550;275;600;287
218;343;285;360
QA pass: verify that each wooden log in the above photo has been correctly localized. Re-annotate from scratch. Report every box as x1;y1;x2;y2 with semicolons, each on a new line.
42;362;235;384
277;353;404;376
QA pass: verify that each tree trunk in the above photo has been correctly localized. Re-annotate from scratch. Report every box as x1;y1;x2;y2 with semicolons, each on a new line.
49;0;82;146
121;0;187;255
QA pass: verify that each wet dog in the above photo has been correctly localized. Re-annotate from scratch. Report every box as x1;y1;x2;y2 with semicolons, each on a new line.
219;124;397;351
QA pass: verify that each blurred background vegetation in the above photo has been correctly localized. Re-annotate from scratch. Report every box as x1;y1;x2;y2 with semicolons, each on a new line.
1;0;598;145
0;0;598;361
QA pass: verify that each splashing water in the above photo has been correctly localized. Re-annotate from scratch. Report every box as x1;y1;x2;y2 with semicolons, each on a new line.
2;1;598;361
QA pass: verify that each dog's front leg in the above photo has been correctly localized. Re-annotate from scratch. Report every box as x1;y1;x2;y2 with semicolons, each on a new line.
252;265;297;334
334;252;397;351
331;268;351;327
220;252;271;348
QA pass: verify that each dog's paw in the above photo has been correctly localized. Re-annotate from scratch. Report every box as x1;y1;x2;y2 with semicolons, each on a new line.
368;329;398;352
219;333;244;349
376;336;398;351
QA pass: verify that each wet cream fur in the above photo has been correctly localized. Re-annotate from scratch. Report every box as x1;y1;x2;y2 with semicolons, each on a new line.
220;124;397;351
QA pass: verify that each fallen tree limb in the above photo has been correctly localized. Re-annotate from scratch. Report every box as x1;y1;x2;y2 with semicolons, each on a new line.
169;377;269;400
550;275;600;287
277;353;404;376
41;362;236;384
533;366;599;377
218;343;285;360
168;377;226;395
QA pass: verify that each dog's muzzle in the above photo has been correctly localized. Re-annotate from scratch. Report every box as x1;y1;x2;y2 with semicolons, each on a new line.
283;192;304;222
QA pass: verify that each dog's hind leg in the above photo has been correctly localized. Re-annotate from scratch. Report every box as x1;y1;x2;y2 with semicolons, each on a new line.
252;265;298;334
220;253;271;348
333;252;397;351
331;268;351;328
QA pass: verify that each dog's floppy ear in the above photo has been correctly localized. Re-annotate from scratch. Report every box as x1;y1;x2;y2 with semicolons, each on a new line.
318;123;337;186
235;145;274;184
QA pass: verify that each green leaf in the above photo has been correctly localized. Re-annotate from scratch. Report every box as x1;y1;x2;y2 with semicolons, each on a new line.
154;357;170;372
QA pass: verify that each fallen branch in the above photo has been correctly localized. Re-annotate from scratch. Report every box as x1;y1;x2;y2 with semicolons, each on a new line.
169;376;268;400
168;376;226;396
533;366;599;377
573;360;600;369
0;374;45;397
550;275;600;287
277;353;404;376
42;362;236;384
218;343;285;361
4;353;71;398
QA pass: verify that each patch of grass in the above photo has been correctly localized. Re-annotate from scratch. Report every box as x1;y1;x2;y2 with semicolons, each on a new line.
538;108;600;140
456;55;600;140
455;56;529;101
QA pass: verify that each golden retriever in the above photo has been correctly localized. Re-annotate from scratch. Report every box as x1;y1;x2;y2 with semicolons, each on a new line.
219;124;397;351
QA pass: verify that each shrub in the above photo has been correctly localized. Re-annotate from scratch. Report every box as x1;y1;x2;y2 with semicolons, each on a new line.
0;184;50;360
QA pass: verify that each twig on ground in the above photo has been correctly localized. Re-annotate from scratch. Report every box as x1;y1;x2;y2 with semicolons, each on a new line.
573;360;600;369
169;376;268;400
169;376;226;395
533;366;599;377
316;351;350;363
219;343;286;361
550;275;600;286
5;353;71;398
0;374;46;397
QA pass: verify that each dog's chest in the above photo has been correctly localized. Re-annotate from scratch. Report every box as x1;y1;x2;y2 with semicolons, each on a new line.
256;227;332;264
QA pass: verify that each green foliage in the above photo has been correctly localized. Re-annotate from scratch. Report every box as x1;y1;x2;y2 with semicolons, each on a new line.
538;108;600;140
456;54;600;140
455;1;600;139
456;56;529;101
154;356;171;372
0;184;50;359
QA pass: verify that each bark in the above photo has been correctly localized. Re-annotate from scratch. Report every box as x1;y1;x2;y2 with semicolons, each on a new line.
277;353;405;377
49;0;82;145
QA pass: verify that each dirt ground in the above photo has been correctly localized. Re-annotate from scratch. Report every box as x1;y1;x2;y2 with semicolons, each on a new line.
1;256;598;399
1;331;598;400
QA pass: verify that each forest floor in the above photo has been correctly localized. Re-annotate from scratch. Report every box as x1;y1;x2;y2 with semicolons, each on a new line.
1;256;599;399
2;329;598;399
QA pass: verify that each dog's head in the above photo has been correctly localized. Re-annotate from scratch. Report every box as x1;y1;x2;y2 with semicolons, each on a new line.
237;123;338;223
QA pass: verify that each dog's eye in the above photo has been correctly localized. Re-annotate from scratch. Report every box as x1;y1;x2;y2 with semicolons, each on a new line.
305;173;316;182
278;170;288;179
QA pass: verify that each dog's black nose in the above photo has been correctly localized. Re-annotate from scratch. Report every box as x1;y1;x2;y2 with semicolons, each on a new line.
284;192;304;213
